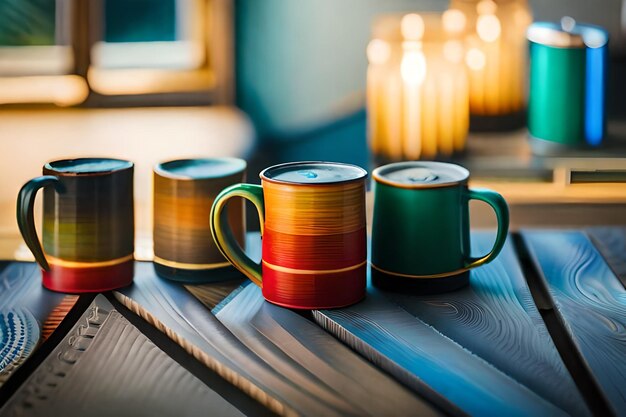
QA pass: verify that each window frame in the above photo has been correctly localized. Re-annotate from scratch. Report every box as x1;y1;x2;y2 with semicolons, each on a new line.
0;0;234;107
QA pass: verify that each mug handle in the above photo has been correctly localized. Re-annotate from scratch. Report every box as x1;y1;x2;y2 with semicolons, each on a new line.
210;183;265;287
463;188;509;270
16;176;64;271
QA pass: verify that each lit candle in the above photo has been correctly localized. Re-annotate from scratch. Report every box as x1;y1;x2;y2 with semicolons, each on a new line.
400;14;426;159
367;12;469;162
366;39;389;157
448;0;532;124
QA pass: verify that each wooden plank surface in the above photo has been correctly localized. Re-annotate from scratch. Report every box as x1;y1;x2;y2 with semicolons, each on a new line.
523;230;626;417
0;295;246;417
185;278;246;310
586;227;626;287
0;262;78;385
313;283;567;417
384;233;589;416
116;262;362;417
215;282;442;417
184;232;260;310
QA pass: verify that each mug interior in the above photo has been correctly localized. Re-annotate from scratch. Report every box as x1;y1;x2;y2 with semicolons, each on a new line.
155;158;246;180
373;161;469;188
260;161;367;185
45;158;133;175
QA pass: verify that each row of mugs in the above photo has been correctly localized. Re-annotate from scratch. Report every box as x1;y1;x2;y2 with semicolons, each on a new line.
17;158;509;309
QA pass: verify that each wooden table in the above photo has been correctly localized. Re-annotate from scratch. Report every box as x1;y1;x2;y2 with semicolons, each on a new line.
0;229;624;417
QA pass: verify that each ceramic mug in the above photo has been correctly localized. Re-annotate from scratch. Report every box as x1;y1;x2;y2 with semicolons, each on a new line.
211;161;368;309
17;158;135;293
153;158;246;283
371;161;509;292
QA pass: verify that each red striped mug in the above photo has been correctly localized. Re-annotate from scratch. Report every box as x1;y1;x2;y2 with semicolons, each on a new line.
210;161;367;309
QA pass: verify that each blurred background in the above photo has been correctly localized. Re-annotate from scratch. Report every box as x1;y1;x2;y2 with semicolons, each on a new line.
1;0;626;250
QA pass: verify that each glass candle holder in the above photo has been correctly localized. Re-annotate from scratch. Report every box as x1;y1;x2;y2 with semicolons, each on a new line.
448;0;532;125
367;13;469;162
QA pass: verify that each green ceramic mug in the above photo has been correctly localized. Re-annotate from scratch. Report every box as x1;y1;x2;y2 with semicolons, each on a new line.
371;161;509;292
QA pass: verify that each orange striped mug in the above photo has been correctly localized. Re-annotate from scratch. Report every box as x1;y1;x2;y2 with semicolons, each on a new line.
211;161;368;309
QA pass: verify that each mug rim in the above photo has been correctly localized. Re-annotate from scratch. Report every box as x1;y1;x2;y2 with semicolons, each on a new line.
154;157;247;181
44;158;133;177
372;161;469;189
260;161;368;186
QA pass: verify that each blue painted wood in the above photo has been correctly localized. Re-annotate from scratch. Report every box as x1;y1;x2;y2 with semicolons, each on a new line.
0;262;76;385
0;308;39;384
215;282;442;417
0;262;68;321
384;233;589;416
313;280;568;417
586;227;626;288
0;295;246;417
523;230;626;417
116;261;366;417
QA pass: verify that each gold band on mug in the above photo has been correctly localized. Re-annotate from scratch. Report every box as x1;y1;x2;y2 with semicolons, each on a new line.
370;262;469;279
47;254;134;269
263;259;367;275
153;256;232;271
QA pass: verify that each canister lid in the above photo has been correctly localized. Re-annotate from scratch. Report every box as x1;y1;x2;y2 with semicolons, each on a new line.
45;158;133;174
373;161;469;188
261;161;368;185
528;19;608;49
575;23;609;48
155;158;246;180
527;22;584;48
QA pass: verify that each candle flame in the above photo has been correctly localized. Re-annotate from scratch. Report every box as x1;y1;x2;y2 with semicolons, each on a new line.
477;14;501;42
401;50;427;85
367;39;391;65
465;48;486;71
443;9;467;33
401;14;425;41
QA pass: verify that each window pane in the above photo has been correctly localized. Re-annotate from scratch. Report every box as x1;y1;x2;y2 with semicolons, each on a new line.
105;0;177;43
0;0;56;45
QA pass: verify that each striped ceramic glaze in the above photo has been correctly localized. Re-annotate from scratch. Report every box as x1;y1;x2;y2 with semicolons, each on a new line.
153;158;246;283
211;161;368;309
17;158;134;293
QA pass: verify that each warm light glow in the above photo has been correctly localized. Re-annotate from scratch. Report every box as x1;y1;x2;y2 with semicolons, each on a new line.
443;9;467;33
444;40;464;63
367;39;391;65
466;48;486;71
88;67;215;95
0;75;88;106
401;50;427;85
477;14;501;42
477;0;497;15
401;14;425;41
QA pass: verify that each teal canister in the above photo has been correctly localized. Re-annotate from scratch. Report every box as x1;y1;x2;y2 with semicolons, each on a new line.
371;161;509;293
527;23;586;154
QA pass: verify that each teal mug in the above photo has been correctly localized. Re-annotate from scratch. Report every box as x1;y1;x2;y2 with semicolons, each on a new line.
371;161;509;292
